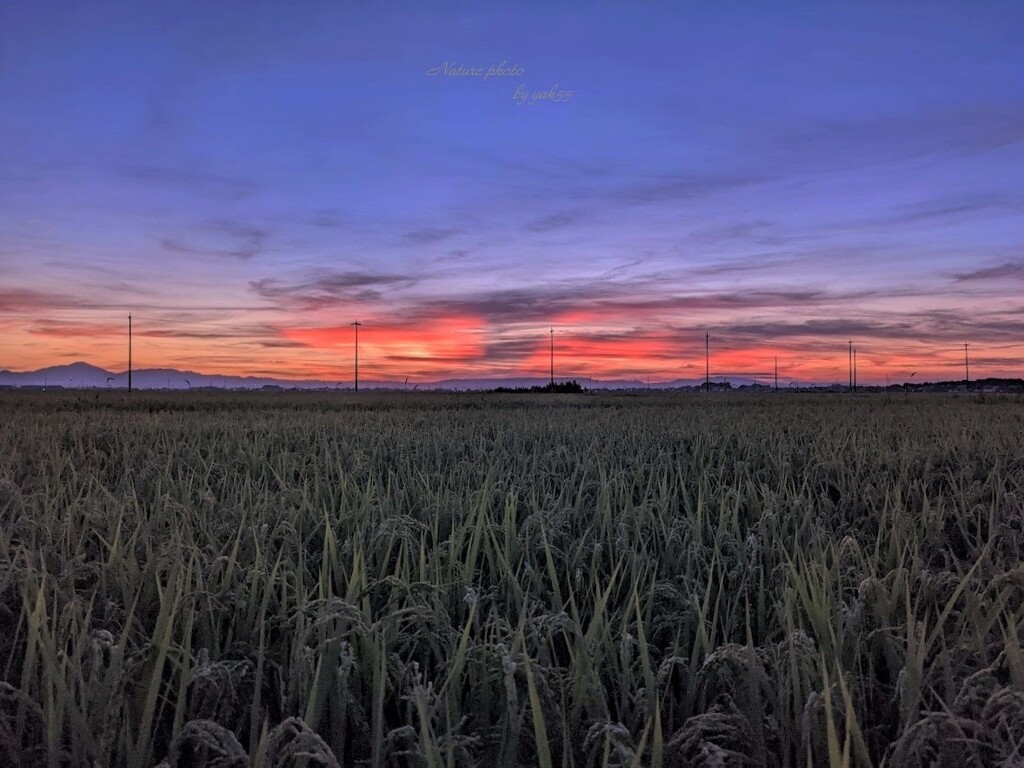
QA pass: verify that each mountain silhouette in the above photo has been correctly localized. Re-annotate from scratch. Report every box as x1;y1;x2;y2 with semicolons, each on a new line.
0;362;765;390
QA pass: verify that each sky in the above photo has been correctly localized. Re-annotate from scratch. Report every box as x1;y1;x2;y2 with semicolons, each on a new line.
1;1;1023;384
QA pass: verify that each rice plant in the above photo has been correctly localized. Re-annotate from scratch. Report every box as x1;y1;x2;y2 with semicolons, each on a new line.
1;390;1022;766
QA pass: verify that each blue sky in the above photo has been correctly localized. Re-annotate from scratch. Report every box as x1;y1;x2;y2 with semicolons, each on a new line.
2;1;1022;381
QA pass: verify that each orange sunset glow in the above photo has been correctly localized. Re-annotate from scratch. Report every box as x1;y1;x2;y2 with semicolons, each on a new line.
3;295;1019;385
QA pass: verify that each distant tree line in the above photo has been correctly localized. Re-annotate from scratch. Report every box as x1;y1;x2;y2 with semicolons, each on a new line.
489;380;586;394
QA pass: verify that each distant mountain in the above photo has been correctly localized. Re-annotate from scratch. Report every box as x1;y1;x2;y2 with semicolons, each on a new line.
0;362;772;390
0;363;335;390
0;362;119;388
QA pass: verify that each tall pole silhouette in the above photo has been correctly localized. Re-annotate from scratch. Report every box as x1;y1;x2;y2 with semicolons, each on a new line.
964;343;969;384
848;339;852;391
705;332;710;392
549;327;554;386
128;313;132;393
351;320;362;392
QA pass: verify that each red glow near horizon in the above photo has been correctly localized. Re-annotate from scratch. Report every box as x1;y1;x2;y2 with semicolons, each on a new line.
2;307;1013;385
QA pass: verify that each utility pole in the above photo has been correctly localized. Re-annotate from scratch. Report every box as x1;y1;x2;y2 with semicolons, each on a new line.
964;343;969;385
549;327;554;386
705;332;710;392
848;339;852;392
128;313;132;393
351;320;362;392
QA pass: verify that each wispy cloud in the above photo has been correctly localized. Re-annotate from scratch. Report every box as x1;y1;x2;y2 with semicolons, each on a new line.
159;220;268;260
0;288;105;313
137;324;283;340
952;260;1024;282
719;307;1024;346
250;270;419;310
524;211;581;233
392;280;916;329
120;164;258;201
403;228;460;244
615;173;766;205
757;104;1024;173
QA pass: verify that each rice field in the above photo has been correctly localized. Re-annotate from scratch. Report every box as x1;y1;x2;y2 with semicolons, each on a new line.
1;390;1022;767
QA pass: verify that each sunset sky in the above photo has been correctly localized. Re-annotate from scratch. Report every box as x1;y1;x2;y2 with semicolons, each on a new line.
2;1;1023;384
